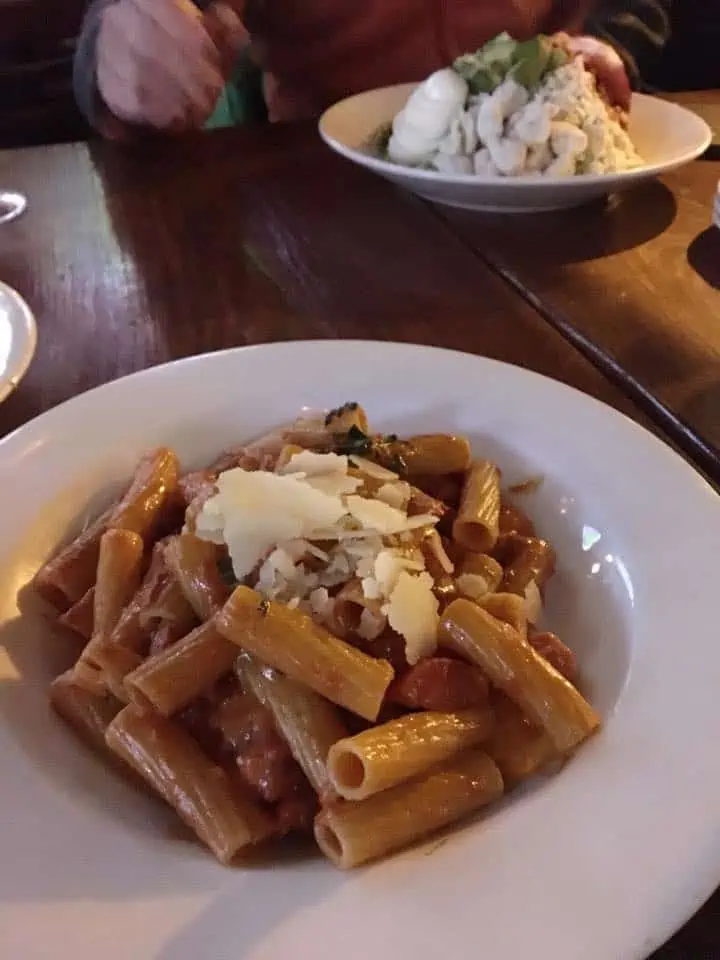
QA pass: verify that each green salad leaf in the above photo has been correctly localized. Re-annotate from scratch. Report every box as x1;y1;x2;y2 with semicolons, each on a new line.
368;121;392;159
453;32;569;95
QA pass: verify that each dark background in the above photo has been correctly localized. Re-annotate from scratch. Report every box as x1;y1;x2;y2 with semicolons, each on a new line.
0;0;719;150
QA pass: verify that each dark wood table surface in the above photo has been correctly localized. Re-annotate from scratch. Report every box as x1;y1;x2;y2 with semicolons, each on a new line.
437;91;720;483
0;124;649;436
0;104;718;958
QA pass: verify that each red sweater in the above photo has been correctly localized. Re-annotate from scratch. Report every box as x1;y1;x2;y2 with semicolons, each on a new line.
243;1;589;121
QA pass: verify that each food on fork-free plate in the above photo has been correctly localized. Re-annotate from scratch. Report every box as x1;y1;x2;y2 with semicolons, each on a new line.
380;32;641;177
35;403;600;868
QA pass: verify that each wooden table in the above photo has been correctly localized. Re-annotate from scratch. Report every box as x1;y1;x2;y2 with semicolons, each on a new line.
0;124;649;436
436;91;720;481
0;110;717;958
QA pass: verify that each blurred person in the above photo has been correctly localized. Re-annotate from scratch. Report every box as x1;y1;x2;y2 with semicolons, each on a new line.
73;0;670;138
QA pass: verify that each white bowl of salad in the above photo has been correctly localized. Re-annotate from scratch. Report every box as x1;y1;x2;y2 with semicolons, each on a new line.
319;33;712;213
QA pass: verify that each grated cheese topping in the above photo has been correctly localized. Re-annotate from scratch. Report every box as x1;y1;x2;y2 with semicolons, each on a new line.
195;453;441;661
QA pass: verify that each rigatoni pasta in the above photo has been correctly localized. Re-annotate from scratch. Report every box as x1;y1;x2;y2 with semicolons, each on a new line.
453;460;501;552
439;599;599;752
328;706;494;800
315;748;504;868
106;703;274;863
35;403;602;869
217;586;394;722
238;651;348;802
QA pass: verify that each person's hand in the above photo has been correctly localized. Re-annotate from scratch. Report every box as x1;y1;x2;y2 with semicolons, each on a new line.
96;0;247;132
564;35;632;111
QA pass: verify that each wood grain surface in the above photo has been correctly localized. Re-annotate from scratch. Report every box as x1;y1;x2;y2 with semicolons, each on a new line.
436;92;720;481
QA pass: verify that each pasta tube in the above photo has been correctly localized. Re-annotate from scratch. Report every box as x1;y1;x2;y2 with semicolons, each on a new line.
106;704;274;863
33;508;111;611
109;447;179;538
85;639;143;703
439;599;599;753
109;540;176;652
315;748;503;868
498;502;536;538
125;620;238;716
164;533;230;622
453;461;501;553
486;696;557;785
500;537;556;595
137;576;197;638
479;592;528;637
332;578;385;638
58;587;95;640
394;434;472;476
238;652;348;802
93;529;145;638
457;553;503;589
328;706;494;800
217;586;394;721
455;553;504;603
50;669;123;752
324;402;369;435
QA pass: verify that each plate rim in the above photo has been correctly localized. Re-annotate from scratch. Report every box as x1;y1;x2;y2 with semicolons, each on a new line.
3;340;720;960
0;339;664;459
319;87;713;188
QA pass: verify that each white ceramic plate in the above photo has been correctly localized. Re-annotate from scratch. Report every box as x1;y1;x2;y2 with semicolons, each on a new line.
0;280;36;404
319;87;712;212
2;340;720;960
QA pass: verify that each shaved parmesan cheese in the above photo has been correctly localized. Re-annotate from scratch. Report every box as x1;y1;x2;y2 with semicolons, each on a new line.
361;577;383;601
345;495;409;534
279;539;310;563
386;571;439;665
304;474;363;497
524;579;543;625
266;548;297;580
373;549;405;597
456;573;490;601
280;451;358;496
196;469;347;579
356;556;376;579
309;587;333;620
400;514;441;532
279;451;362;497
349;455;399;482
281;451;348;476
376;481;412;511
358;608;386;641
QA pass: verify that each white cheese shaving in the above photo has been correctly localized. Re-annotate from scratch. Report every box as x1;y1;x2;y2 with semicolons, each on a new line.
280;451;349;476
357;608;386;641
376;481;412;511
386;571;440;665
279;450;362;497
196;469;347;579
309;587;333;620
349;455;399;482
524;579;543;625
456;573;491;601
345;495;410;534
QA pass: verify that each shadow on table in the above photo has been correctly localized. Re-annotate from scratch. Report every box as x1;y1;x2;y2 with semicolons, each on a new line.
687;227;720;290
440;180;677;265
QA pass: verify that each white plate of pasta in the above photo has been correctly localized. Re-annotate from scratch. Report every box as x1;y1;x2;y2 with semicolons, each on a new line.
2;340;720;960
